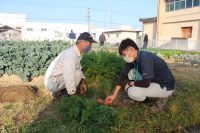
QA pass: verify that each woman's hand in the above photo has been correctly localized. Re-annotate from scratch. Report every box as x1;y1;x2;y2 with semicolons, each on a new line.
125;81;134;92
105;95;116;105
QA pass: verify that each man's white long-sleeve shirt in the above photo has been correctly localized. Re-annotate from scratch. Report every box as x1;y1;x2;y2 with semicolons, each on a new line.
44;45;85;95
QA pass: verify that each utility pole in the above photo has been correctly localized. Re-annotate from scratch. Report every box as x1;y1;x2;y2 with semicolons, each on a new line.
106;0;112;28
86;8;90;33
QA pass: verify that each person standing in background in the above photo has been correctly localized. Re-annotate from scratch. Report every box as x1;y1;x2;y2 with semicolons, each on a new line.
68;30;76;45
143;34;148;49
99;32;106;46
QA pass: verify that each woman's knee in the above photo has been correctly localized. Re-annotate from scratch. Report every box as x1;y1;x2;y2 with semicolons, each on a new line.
127;88;146;101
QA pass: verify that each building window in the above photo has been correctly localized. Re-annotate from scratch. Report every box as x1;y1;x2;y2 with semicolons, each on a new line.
193;0;200;6
169;2;175;10
59;33;63;37
175;0;181;10
107;34;110;38
27;28;33;31
41;28;47;32
166;0;175;11
182;27;192;38
186;0;193;7
55;31;63;37
166;0;200;12
180;0;186;8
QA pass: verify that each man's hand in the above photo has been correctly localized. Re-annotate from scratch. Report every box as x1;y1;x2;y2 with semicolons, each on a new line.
105;95;116;105
80;79;87;95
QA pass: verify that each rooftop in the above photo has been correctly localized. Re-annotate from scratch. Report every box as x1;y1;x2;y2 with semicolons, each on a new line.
139;17;157;23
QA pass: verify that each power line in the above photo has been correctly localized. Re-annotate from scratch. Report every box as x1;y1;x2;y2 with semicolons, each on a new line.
0;16;142;29
27;17;87;22
86;8;91;33
106;0;112;28
0;16;120;25
1;1;87;10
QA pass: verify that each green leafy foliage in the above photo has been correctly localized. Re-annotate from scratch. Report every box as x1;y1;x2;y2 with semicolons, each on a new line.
56;96;124;127
0;41;67;81
144;49;200;63
81;51;125;98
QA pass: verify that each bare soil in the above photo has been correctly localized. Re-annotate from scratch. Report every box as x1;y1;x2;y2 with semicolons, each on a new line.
0;85;40;103
0;74;50;103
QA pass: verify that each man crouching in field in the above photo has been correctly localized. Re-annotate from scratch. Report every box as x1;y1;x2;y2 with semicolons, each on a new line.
105;38;175;108
44;32;96;97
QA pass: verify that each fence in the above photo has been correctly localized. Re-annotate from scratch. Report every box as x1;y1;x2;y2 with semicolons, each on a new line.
1;39;200;52
92;39;200;52
137;39;200;51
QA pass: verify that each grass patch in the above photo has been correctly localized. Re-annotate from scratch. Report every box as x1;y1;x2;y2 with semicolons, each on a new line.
18;66;200;133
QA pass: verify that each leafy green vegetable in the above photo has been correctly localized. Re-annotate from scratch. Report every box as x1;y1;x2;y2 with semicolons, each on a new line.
81;51;124;98
56;96;124;127
0;41;67;81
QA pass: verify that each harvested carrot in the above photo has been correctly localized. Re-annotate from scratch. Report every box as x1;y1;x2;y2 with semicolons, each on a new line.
97;98;104;104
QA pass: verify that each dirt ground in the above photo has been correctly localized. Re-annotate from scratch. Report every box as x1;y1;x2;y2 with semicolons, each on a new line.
0;85;40;103
0;74;45;87
0;74;50;103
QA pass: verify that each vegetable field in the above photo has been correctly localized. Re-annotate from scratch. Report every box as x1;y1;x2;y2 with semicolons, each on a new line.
0;41;67;81
1;41;200;82
0;41;200;133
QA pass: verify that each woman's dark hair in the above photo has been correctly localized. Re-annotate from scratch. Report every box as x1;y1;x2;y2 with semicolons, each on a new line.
118;38;139;55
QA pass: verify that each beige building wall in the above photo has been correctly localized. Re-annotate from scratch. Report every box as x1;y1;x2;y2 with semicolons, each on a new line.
121;32;138;40
143;22;157;47
198;21;200;40
104;31;139;44
158;0;200;41
144;22;157;39
160;21;200;40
